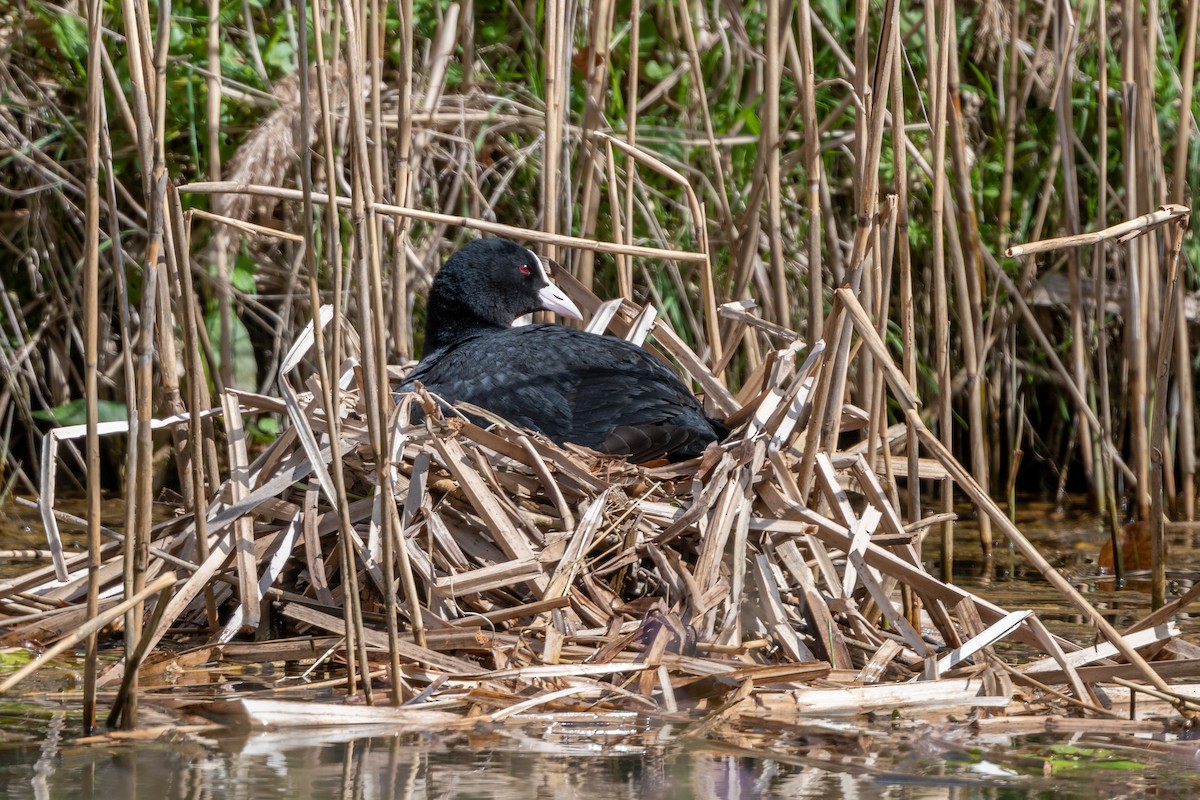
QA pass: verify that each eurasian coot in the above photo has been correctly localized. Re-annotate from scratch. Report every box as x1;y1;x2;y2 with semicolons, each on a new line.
400;237;727;462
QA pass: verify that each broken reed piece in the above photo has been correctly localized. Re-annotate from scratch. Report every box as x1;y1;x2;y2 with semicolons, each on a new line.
1005;203;1190;258
836;285;1191;712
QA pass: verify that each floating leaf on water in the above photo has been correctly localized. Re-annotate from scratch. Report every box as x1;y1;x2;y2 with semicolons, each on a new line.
0;648;34;670
1099;520;1160;574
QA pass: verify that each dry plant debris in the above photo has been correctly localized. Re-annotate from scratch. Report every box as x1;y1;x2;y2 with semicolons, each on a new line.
7;267;1199;732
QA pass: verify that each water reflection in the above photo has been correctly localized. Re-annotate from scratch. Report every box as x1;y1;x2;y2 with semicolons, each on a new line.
2;710;1198;800
0;715;1015;800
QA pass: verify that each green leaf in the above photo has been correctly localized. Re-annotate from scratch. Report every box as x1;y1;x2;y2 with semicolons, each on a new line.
31;399;129;426
263;38;294;73
735;101;762;136
205;307;259;391
644;60;673;81
248;415;279;444
50;15;88;62
232;253;258;295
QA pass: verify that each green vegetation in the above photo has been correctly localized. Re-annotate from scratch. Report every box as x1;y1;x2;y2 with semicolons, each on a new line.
0;0;1196;535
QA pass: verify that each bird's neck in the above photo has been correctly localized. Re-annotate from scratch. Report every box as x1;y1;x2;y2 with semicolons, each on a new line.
423;294;506;353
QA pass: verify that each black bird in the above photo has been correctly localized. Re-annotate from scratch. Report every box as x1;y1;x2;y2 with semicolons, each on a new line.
400;237;728;462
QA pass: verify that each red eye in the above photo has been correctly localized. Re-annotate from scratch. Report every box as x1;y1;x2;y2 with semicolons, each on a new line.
519;264;532;275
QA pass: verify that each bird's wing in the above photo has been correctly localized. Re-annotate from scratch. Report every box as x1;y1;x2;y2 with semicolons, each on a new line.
399;326;711;459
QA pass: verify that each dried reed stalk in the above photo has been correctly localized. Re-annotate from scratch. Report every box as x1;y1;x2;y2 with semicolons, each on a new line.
928;0;954;580
1123;2;1151;523
1094;0;1122;579
620;0;640;303
82;0;104;735
182;182;711;263
542;0;568;266
1149;219;1192;608
573;0;616;292
944;18;991;558
390;0;415;358
298;0;368;699
795;0;823;345
1054;4;1092;508
765;0;787;329
1169;0;1199;521
208;0;232;391
171;193;219;629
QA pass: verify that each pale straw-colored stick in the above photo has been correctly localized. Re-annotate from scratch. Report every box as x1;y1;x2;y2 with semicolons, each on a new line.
181;181;709;263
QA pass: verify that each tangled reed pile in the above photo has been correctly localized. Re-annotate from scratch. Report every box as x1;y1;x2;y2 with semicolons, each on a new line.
8;259;1200;732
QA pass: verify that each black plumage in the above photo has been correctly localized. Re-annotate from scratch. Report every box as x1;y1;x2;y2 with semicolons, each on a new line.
400;237;728;462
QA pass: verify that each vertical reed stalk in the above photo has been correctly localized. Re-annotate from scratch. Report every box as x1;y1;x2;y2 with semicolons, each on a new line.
346;0;423;700
1149;220;1190;609
1054;5;1094;512
181;0;222;633
819;0;894;454
1122;3;1151;522
852;0;867;223
889;11;917;525
121;241;158;730
391;0;415;358
574;0;616;291
169;193;217;628
542;0;566;265
119;0;153;194
674;0;739;296
992;5;1018;496
367;0;401;696
867;197;894;470
369;0;384;199
795;0;823;344
460;0;474;89
116;1;149;714
1094;0;1122;573
928;0;954;580
1170;0;1199;520
82;0;104;735
1143;0;1167;512
339;0;389;704
308;0;366;699
765;0;786;329
797;0;893;498
997;0;1020;252
1144;0;1168;534
113;0;170;730
207;0;231;392
388;3;430;651
944;17;991;557
620;0;639;302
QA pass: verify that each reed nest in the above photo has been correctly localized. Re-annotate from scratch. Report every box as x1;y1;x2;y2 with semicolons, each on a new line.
9;258;1200;731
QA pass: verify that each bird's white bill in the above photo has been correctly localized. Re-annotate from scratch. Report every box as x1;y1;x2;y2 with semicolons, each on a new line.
537;282;583;320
